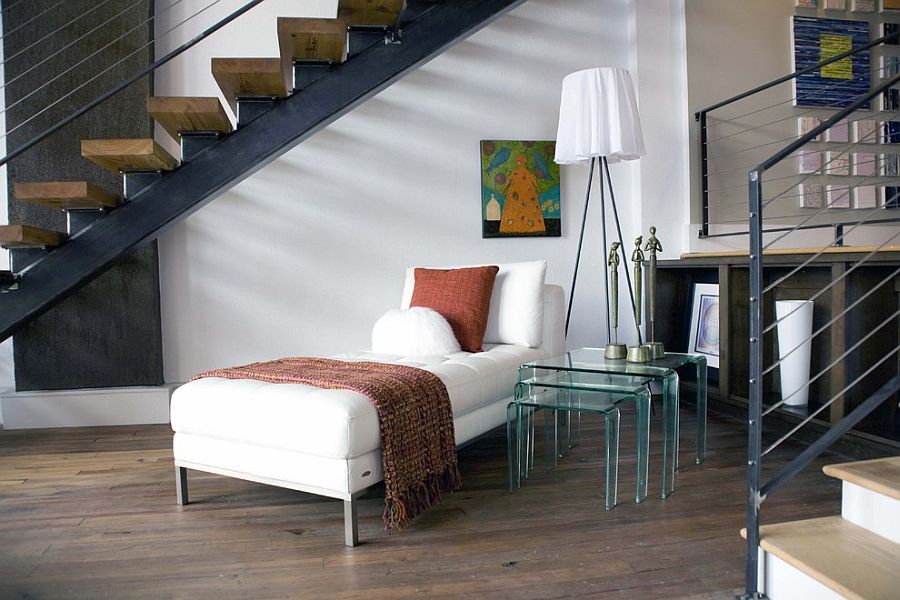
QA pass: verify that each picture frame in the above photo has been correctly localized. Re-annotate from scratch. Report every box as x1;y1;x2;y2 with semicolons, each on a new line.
792;17;871;108
480;139;561;238
688;283;720;368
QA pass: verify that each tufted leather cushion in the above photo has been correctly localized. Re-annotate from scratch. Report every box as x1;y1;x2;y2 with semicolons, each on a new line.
409;266;499;352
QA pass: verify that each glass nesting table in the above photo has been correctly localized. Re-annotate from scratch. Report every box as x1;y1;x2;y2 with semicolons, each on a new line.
507;348;708;505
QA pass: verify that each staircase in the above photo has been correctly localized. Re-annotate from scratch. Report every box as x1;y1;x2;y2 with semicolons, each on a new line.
0;0;527;342
745;457;900;599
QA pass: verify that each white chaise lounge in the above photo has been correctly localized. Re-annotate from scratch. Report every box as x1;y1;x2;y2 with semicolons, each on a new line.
170;266;564;546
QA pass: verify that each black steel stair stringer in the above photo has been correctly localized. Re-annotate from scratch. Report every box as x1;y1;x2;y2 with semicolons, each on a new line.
0;0;528;342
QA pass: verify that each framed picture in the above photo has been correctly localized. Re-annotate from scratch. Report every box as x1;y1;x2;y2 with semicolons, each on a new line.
480;140;561;238
688;283;720;368
792;17;870;108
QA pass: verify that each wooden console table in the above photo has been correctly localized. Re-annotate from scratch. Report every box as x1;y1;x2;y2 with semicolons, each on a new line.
653;247;900;448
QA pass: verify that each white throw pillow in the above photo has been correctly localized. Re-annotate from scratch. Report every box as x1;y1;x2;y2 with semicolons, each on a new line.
371;307;462;356
400;260;547;348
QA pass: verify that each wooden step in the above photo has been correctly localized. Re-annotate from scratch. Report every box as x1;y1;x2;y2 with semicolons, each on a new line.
277;17;348;84
81;139;179;173
211;58;288;115
338;0;405;26
743;516;900;600
147;96;233;142
823;456;900;501
0;225;64;249
14;181;120;210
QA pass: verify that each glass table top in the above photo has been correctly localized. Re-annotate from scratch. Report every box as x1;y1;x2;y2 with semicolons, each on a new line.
520;348;705;376
518;371;656;392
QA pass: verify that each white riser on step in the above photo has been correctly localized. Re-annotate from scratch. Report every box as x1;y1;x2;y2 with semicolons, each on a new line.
843;480;900;544
758;549;845;600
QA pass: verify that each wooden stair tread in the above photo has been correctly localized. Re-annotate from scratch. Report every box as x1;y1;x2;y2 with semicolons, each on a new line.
81;139;178;173
338;0;405;26
742;516;900;600
14;181;120;210
211;58;288;114
824;456;900;501
147;96;233;142
0;225;64;249
277;17;348;85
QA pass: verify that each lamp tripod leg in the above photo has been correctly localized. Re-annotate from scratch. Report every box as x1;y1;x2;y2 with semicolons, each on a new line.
565;157;596;337
599;160;611;343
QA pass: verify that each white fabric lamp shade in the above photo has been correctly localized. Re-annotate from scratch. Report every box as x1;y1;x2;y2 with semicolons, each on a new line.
554;67;645;165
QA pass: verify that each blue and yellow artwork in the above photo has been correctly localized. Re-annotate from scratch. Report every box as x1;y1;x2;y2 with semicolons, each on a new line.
480;140;561;238
793;16;870;108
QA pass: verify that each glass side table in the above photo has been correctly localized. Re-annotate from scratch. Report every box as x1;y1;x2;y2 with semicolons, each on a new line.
522;349;708;466
509;370;671;502
507;387;625;510
517;348;684;501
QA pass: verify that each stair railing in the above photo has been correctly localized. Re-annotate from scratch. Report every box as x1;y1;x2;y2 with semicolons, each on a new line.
695;30;900;240
731;39;900;600
0;0;268;168
0;0;516;341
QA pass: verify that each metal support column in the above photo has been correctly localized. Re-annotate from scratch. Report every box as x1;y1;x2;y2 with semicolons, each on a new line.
741;169;765;600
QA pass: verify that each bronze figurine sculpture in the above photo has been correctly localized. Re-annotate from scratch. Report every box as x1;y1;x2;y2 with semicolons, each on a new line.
604;242;626;359
645;226;665;359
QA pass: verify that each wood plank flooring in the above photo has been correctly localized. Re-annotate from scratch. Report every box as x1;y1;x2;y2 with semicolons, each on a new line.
0;405;845;599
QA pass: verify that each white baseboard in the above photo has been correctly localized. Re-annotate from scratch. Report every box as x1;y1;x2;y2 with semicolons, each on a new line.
0;385;176;429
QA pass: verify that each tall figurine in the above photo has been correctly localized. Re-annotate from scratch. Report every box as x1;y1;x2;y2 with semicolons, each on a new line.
645;226;665;359
604;242;626;359
631;236;644;329
627;236;650;363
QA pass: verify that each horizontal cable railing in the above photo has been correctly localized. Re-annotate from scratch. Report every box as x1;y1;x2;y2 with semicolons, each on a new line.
737;32;900;600
0;0;268;168
696;30;900;240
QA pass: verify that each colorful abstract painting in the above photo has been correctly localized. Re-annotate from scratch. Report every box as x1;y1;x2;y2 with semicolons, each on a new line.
480;140;560;238
793;17;870;108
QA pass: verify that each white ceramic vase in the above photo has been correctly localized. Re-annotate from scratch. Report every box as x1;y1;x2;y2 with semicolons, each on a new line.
775;299;814;407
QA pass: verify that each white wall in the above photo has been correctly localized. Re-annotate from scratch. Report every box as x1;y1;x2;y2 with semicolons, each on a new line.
631;0;691;257
154;0;690;382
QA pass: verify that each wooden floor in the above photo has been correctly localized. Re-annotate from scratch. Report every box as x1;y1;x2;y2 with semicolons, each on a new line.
0;405;845;599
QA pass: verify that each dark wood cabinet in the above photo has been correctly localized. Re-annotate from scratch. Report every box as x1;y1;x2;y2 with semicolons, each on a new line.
655;249;900;449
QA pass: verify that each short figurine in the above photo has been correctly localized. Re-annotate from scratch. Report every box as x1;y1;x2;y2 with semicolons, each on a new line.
644;226;665;359
631;236;644;329
605;242;626;359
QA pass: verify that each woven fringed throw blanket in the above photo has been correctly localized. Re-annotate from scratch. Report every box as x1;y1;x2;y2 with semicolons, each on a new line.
192;357;461;530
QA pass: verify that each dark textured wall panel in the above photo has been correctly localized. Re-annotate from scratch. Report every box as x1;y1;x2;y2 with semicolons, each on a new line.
4;0;163;391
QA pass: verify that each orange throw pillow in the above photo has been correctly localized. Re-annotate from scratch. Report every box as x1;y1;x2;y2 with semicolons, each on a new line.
409;266;499;352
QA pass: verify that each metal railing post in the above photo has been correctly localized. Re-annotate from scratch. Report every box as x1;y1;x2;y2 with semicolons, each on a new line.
698;110;709;238
742;168;765;600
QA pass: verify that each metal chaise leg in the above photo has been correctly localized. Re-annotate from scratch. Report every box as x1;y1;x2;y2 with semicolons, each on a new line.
344;492;361;547
175;466;189;506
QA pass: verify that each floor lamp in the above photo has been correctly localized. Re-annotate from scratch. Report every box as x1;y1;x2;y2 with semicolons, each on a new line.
554;67;646;354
